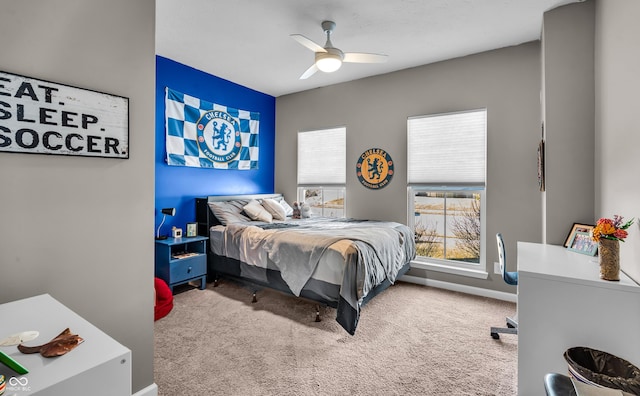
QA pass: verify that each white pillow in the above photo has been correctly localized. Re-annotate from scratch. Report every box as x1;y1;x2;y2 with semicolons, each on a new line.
261;199;286;221
243;199;273;222
279;199;294;217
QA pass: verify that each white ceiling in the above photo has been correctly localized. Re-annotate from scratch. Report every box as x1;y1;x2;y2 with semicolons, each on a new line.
156;0;581;97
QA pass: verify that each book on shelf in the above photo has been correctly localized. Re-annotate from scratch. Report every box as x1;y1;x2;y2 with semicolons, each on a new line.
171;252;199;259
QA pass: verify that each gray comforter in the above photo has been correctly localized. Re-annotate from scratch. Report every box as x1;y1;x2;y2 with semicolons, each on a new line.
218;218;415;312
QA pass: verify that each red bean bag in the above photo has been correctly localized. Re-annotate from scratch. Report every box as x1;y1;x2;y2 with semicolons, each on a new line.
154;277;173;321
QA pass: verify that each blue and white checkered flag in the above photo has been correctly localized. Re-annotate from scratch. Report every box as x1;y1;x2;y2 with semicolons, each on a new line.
164;87;259;169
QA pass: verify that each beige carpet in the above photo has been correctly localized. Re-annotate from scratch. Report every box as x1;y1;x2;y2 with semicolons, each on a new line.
154;280;517;395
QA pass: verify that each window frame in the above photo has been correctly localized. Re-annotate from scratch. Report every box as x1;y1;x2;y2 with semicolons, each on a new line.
297;127;346;218
406;109;487;276
408;186;486;274
297;186;346;218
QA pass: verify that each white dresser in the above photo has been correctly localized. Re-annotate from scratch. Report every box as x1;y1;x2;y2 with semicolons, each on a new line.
0;294;131;395
517;242;640;395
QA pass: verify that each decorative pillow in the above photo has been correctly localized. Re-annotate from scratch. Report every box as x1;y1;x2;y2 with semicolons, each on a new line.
261;198;286;221
243;199;273;222
279;199;294;217
208;201;251;225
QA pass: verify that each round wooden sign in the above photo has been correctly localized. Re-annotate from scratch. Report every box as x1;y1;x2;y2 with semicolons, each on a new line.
356;148;394;189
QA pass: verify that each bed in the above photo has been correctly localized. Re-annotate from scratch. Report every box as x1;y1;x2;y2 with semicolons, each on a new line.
195;193;416;335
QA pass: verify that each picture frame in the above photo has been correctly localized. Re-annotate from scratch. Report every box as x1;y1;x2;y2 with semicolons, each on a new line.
0;70;129;159
186;222;197;238
563;223;594;248
567;231;598;256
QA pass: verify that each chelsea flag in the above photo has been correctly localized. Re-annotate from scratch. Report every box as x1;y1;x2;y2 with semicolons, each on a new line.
164;87;259;169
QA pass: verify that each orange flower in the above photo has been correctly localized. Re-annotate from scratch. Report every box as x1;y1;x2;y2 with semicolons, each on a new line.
592;215;634;242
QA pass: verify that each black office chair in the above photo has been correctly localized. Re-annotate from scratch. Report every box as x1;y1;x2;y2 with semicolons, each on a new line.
544;373;577;396
490;233;518;339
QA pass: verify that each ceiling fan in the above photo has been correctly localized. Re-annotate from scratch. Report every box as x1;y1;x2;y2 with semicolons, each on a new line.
290;20;388;80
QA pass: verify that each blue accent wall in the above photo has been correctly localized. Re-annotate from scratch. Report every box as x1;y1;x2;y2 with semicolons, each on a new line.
155;56;275;234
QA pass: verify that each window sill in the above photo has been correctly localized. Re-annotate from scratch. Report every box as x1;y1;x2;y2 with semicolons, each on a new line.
410;260;489;279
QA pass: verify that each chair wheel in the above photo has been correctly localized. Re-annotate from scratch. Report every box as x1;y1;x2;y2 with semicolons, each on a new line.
491;332;499;340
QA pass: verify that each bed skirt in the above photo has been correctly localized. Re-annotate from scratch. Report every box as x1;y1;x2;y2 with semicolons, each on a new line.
207;253;410;335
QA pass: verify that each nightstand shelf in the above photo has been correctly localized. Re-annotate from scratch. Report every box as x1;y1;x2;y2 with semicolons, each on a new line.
155;236;208;293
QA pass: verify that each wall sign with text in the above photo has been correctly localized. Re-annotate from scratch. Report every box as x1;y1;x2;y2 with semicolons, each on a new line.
356;148;394;189
0;71;129;159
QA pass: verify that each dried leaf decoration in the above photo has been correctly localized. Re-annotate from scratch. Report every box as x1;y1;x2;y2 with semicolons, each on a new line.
18;328;83;357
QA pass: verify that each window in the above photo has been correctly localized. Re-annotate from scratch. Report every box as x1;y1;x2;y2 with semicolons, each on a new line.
407;109;486;268
297;127;346;217
410;187;483;263
298;187;345;217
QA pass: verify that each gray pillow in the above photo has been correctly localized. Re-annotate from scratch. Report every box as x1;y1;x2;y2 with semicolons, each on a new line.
207;200;251;225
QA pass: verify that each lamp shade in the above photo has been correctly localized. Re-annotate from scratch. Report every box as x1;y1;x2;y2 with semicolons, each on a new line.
156;208;176;239
315;50;343;73
316;57;342;73
161;208;175;216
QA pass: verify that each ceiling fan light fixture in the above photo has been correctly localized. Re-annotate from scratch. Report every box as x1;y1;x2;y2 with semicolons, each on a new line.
316;57;342;73
315;50;343;73
293;21;386;79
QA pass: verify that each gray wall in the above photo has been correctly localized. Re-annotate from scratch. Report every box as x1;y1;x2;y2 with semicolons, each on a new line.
595;0;640;283
0;1;156;393
542;1;596;245
540;0;640;286
276;43;543;292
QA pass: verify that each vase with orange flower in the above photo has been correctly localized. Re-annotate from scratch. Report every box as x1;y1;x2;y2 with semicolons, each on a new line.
592;215;634;281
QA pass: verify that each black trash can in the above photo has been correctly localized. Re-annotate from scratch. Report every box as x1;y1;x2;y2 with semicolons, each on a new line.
564;346;640;395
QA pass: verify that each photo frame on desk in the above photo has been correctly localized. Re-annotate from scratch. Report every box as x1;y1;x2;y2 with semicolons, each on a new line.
564;223;594;248
186;222;197;237
567;231;598;256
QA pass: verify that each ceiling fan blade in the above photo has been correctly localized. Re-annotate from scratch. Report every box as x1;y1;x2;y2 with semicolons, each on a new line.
290;34;327;53
343;52;388;64
299;64;319;80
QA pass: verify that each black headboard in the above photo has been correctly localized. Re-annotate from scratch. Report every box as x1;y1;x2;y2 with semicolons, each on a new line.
195;193;284;236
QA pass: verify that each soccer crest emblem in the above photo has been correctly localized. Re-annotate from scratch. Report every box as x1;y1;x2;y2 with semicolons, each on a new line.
196;110;242;163
356;148;394;189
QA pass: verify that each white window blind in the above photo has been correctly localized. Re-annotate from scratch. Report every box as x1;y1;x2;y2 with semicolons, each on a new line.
297;127;346;184
407;109;486;184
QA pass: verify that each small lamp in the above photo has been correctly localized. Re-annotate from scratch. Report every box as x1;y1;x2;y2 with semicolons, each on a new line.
156;208;176;240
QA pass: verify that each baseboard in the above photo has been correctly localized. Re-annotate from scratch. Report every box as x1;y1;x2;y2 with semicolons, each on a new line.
400;274;517;303
132;383;158;396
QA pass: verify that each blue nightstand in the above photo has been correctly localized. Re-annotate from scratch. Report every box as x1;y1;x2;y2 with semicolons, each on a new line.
155;236;208;293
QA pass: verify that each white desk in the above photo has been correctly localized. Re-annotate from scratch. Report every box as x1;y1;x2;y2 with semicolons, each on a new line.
0;294;131;395
517;242;640;395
